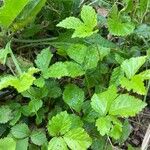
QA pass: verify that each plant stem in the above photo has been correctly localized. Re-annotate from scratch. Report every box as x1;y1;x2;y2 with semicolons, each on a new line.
10;48;22;75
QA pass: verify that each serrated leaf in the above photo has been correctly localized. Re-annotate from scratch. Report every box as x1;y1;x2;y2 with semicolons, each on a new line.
97;46;110;60
119;120;132;143
64;61;85;77
65;44;87;64
121;56;147;79
69;114;83;129
135;24;150;39
57;5;98;38
63;128;92;150
34;77;45;88
57;17;83;30
46;80;62;98
0;67;39;93
44;62;68;79
11;123;30;139
16;138;28;150
13;0;46;30
91;86;118;116
44;61;84;79
0;105;12;123
0;0;29;28
107;4;135;36
63;84;84;112
139;70;150;80
109;67;124;86
28;99;43;113
0;137;16;150
48;111;71;137
82;101;99;123
96;116;112;136
81;5;97;29
109;124;122;140
48;137;68;150
30;130;47;146
120;76;146;95
35;47;53;72
83;45;99;70
109;94;147;117
9;110;21;126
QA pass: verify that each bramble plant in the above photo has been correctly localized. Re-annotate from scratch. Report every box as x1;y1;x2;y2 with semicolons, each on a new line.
0;0;149;150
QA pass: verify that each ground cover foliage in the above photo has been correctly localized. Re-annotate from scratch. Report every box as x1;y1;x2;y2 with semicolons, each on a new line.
0;0;150;149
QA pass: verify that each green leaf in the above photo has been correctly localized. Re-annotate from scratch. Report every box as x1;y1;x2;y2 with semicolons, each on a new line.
0;137;16;150
13;0;46;30
63;84;84;112
44;62;68;79
119;120;132;143
109;94;147;117
82;101;99;123
83;45;99;70
0;105;12;123
48;111;71;137
120;76;146;95
46;80;62;98
0;0;29;28
34;77;45;88
139;70;150;80
98;46;110;61
96;116;112;136
48;137;68;150
16;138;28;150
0;42;11;65
64;61;85;77
91;86;118;116
57;5;98;38
35;47;53;72
69;114;83;129
0;67;39;93
135;24;150;39
28;99;43;113
65;44;87;64
44;61;84;79
64;128;92;150
109;124;122;140
30;130;47;146
109;67;124;86
11;123;30;139
9;110;21;126
121;56;147;79
107;4;135;36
